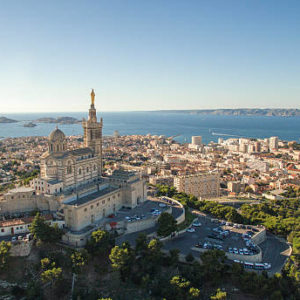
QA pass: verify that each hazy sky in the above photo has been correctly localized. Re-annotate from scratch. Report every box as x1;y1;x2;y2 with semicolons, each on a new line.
0;0;299;112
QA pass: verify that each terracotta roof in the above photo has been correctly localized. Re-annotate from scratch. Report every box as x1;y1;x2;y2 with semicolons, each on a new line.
0;214;53;228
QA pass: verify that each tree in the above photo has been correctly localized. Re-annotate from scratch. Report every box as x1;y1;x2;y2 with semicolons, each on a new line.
270;290;283;300
185;253;195;263
30;213;62;243
210;288;227;300
189;287;200;299
41;267;62;285
109;244;135;281
26;280;43;300
41;257;54;270
0;241;11;269
200;250;226;284
157;212;177;237
86;229;111;255
71;249;88;274
147;238;163;264
135;233;148;255
170;276;191;300
168;248;180;266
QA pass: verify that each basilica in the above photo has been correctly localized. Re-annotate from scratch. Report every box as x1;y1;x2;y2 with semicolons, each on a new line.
0;91;146;246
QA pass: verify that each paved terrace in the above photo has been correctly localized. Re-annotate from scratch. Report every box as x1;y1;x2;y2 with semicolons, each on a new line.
116;198;184;246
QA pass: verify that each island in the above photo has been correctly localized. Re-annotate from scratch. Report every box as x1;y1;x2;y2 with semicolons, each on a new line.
35;116;80;124
23;122;37;128
152;108;300;117
0;116;18;123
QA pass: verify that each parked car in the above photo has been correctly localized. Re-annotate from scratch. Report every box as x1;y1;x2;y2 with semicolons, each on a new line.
17;235;23;241
186;227;196;233
203;242;212;249
195;242;203;248
239;249;244;255
228;247;233;253
11;236;17;242
192;221;202;227
159;203;167;208
264;263;271;270
214;244;223;250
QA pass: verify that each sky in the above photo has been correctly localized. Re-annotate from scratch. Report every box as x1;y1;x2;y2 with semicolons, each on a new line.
0;0;299;112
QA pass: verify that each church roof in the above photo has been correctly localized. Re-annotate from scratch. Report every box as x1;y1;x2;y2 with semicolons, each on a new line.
69;147;93;156
43;147;94;159
49;128;65;142
65;186;119;206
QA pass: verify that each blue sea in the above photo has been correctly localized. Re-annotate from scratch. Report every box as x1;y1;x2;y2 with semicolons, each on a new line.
0;112;299;144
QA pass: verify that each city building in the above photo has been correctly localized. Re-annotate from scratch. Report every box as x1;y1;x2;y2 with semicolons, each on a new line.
174;172;220;199
192;136;202;145
269;136;279;151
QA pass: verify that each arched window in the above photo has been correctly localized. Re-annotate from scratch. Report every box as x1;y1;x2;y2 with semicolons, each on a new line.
93;164;96;171
78;168;82;175
56;145;59;152
86;167;89;173
67;161;72;174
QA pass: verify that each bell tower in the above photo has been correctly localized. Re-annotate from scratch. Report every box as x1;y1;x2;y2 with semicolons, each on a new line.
82;89;103;174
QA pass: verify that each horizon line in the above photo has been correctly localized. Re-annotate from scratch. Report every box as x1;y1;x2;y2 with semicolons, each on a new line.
1;107;300;114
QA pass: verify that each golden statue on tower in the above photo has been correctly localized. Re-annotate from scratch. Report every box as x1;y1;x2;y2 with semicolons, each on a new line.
91;89;95;106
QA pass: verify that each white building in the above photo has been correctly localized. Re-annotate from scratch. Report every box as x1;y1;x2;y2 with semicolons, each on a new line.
269;136;279;151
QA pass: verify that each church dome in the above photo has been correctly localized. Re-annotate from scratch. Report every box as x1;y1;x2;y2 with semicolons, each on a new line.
49;128;65;142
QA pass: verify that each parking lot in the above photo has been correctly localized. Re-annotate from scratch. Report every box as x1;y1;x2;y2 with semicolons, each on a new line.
115;199;184;246
163;214;291;273
107;200;172;224
165;215;259;254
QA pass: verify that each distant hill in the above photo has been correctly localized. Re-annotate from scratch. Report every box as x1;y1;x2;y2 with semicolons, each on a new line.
0;116;18;123
153;109;300;117
36;117;80;124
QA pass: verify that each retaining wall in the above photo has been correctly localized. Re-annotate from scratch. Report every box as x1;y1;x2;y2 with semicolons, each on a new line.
125;217;157;234
251;228;266;245
160;196;185;224
10;240;33;257
191;246;263;263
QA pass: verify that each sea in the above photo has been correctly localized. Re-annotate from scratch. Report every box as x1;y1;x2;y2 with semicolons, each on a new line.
0;112;299;144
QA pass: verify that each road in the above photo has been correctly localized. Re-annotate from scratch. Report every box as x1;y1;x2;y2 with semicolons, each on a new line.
259;232;291;275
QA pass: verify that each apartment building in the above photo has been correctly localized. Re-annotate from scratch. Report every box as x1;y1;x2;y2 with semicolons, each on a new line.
174;172;220;199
